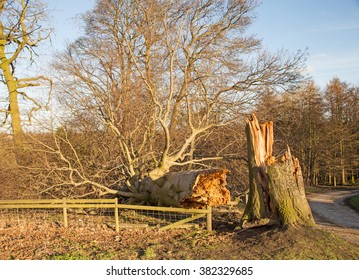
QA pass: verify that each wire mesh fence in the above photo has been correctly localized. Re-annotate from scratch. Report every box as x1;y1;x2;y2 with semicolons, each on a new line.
0;199;211;231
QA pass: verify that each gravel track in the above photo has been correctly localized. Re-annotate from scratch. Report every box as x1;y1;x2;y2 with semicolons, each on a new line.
307;190;359;229
307;190;359;244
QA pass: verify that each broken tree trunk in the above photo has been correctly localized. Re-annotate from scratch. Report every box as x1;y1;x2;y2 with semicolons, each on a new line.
126;169;230;209
240;114;315;228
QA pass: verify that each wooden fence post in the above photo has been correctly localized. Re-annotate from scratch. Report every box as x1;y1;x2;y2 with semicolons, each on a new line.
63;200;68;228
206;206;212;231
115;198;119;232
0;199;211;231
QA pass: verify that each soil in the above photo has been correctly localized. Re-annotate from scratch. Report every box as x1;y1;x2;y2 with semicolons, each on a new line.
0;189;358;260
0;222;358;260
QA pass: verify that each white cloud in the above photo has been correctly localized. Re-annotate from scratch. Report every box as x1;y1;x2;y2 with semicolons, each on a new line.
310;53;327;59
307;52;359;86
303;65;315;74
309;23;359;32
309;53;359;70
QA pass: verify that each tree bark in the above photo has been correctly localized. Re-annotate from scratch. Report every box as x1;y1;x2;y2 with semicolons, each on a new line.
9;85;23;149
240;114;315;228
0;53;24;149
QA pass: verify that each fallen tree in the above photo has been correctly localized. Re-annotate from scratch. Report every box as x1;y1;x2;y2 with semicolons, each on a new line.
38;0;306;207
240;114;315;228
122;169;231;209
28;131;231;208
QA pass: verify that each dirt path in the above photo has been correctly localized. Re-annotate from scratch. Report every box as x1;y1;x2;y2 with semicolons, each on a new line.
307;190;359;244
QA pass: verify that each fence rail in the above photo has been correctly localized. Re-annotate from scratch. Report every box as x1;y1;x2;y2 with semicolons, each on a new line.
0;198;212;231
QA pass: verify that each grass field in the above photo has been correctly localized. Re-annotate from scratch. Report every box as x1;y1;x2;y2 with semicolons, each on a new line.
346;195;359;212
1;187;358;260
0;216;358;260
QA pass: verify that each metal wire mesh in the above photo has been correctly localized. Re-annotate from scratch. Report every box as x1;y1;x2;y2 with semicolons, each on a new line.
0;205;208;230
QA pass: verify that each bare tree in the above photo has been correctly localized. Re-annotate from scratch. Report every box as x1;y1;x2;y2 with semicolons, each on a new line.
277;82;325;186
47;0;305;203
324;78;358;186
0;0;52;150
254;79;359;187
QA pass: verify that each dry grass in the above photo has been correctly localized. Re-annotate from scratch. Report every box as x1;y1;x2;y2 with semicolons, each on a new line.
0;216;358;260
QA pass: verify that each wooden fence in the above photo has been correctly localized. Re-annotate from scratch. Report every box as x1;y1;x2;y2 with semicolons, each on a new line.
0;198;212;231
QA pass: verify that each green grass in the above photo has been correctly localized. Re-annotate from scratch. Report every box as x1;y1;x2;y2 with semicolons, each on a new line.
305;186;327;194
346;195;359;212
50;253;89;260
305;185;359;195
141;246;157;259
48;239;118;260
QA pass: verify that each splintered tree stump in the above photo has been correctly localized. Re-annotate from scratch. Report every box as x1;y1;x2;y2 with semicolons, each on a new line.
240;114;315;228
138;169;230;208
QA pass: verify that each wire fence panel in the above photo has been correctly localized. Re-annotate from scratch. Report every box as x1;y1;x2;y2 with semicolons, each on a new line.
0;199;211;231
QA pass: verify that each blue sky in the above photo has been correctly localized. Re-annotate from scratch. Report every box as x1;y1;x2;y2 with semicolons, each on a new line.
48;0;359;88
48;0;96;48
249;0;359;87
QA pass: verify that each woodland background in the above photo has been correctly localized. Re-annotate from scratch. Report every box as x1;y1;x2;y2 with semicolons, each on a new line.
0;0;358;201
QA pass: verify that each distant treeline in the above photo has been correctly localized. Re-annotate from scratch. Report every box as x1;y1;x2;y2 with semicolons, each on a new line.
1;0;358;200
253;78;359;187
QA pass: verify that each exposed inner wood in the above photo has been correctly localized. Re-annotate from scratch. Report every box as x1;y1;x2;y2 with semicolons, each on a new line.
138;168;230;208
180;169;230;208
241;113;315;227
246;114;276;166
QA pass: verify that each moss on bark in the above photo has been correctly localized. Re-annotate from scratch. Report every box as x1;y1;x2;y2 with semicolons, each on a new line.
240;114;315;228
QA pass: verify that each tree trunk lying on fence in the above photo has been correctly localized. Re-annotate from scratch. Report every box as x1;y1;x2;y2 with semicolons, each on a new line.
240;114;315;228
122;169;231;209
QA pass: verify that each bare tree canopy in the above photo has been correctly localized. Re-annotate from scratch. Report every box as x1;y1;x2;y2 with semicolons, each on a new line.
0;0;52;150
0;1;356;212
34;0;307;200
253;79;359;188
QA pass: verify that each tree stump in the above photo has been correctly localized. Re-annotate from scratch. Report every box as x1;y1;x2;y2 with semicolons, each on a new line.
240;114;315;228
